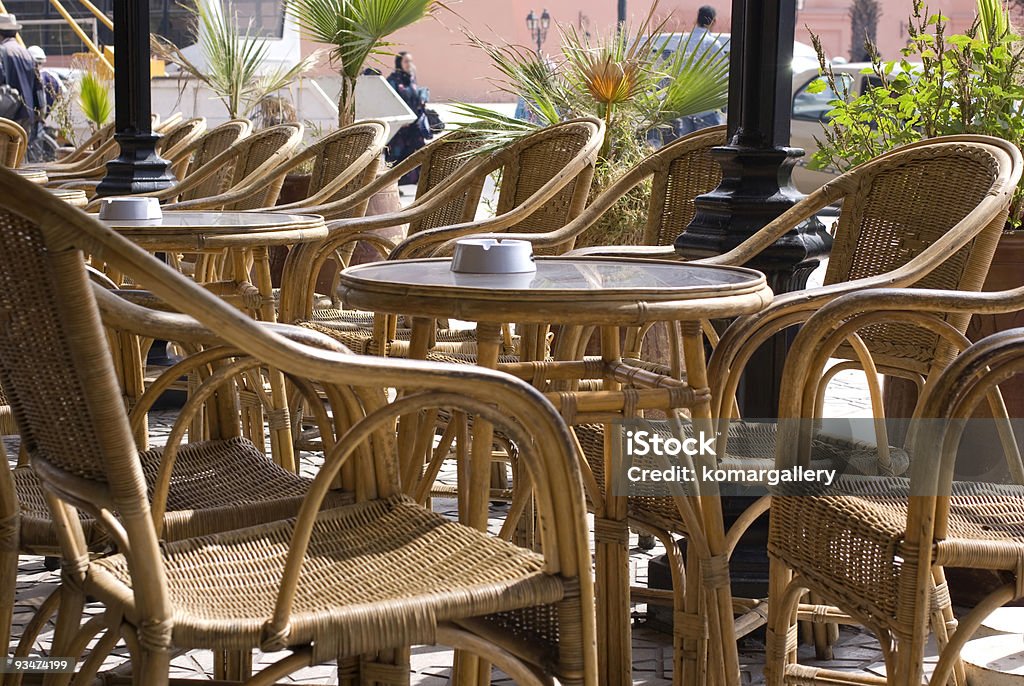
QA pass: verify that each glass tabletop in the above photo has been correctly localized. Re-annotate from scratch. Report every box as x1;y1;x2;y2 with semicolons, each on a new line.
342;257;762;294
103;210;320;229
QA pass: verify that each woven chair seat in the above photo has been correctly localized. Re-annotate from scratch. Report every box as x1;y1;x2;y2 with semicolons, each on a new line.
12;437;351;552
91;494;567;657
770;477;1024;640
574;421;909;534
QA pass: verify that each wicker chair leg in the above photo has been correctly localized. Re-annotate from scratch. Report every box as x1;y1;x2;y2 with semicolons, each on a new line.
0;549;15;686
764;559;800;686
132;646;170;686
44;585;84;686
680;549;704;686
808;591;834;660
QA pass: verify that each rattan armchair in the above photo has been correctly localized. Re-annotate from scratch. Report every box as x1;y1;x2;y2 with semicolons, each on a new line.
84;123;303;212
0;287;363;683
25;122;115;170
567;134;1021;682
765;282;1024;686
0;166;597;685
0;117;26;167
163;120;389;213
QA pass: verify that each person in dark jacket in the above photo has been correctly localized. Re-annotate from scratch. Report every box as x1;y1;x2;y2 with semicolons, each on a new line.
385;51;431;185
0;14;44;137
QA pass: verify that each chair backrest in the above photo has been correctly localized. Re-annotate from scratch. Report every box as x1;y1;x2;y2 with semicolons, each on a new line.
167;119;251;183
0;117;27;167
0;171;164;607
302;122;388;203
404;130;492;236
488;119;602;252
822;137;1018;372
156;117;207;161
644;126;726;246
178;123;302;205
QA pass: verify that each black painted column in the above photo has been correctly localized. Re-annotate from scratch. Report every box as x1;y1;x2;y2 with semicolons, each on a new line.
675;0;831;417
96;0;175;196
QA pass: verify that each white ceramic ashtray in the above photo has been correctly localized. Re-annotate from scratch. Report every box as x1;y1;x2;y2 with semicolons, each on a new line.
451;238;536;274
98;196;163;221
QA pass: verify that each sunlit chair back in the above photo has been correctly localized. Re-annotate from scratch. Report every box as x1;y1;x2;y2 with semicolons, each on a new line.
643;126;727;246
156;117;207;163
177;123;303;207
0;117;27;167
206;120;389;214
392;118;604;258
405;129;493;235
166;118;251;181
818;137;1014;374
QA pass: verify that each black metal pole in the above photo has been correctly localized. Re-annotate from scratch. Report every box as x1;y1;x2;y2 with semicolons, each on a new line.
617;0;626;25
675;0;831;417
95;0;175;196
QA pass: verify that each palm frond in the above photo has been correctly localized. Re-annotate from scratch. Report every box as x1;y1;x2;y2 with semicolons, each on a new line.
154;1;314;119
78;70;112;128
286;0;445;78
445;103;539;157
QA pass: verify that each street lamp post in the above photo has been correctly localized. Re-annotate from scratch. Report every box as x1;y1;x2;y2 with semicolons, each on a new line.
675;0;831;417
95;0;175;197
526;9;551;56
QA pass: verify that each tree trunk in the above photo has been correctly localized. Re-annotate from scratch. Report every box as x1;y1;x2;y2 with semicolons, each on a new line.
849;0;880;61
338;75;357;128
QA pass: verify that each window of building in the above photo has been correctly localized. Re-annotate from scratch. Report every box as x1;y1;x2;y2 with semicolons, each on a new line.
2;0;197;55
223;0;285;39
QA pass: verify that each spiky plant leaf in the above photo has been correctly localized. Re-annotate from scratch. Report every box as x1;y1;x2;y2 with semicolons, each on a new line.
152;1;317;119
78;70;112;130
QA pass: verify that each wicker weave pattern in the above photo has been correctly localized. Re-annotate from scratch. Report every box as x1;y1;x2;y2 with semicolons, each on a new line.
170;119;251;182
0;117;27;167
826;145;1003;368
95;495;565;656
12;436;350;551
770;478;1024;640
408;133;489;234
309;129;381;202
0;213;113;483
495;129;594;244
647;140;724;246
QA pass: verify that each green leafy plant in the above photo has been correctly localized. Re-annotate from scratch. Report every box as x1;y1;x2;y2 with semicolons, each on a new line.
285;0;447;127
451;0;730;246
152;1;318;120
77;69;112;133
810;0;1024;223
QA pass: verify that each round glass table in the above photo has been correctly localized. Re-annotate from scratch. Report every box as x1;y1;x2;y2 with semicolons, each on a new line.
338;256;770;325
339;255;773;686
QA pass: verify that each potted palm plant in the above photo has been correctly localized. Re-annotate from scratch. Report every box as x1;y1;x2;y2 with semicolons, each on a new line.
451;0;730;247
152;0;318;121
285;0;446;127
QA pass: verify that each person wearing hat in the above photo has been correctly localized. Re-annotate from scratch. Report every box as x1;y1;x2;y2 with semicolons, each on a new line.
0;14;45;138
28;45;61;115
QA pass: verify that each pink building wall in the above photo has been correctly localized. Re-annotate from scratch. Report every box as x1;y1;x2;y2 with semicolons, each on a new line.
302;0;979;102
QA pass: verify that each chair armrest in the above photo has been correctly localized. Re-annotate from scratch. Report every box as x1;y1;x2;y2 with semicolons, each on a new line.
93;284;348;352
